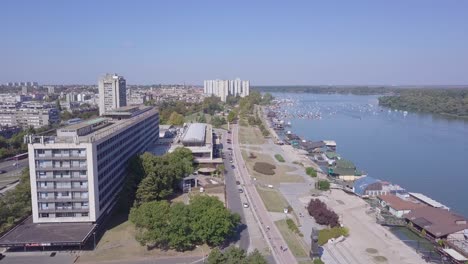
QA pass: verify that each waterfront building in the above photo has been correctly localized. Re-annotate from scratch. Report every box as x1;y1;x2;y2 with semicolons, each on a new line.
98;74;127;115
328;159;364;181
405;206;468;240
203;78;250;102
377;194;426;218
408;192;450;210
25;105;159;223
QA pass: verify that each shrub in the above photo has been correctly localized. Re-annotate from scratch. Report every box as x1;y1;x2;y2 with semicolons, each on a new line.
317;180;330;191
274;154;285;162
286;218;302;236
306;167;317;177
318;227;349;245
253;162;276;175
307;199;339;227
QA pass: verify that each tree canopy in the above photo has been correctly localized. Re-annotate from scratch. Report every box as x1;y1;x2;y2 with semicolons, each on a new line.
211;116;226;128
207;246;267;264
0;168;31;233
135;148;193;205
167;111;185;126
379;88;468;118
130;196;240;251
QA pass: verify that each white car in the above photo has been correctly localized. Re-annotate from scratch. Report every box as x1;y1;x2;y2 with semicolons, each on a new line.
243;203;249;208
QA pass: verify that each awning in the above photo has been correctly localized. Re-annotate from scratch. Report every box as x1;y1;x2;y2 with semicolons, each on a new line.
442;248;468;261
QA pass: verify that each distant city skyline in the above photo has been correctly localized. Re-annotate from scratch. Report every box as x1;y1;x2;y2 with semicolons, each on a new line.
1;1;468;85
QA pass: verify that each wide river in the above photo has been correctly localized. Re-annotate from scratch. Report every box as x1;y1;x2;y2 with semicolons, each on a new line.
272;92;468;216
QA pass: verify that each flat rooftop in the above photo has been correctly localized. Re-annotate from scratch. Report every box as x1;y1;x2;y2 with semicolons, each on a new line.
27;107;158;144
409;192;448;209
0;216;96;247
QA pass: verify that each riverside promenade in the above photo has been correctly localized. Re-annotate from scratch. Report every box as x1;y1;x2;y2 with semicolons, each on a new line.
232;124;297;264
259;106;426;264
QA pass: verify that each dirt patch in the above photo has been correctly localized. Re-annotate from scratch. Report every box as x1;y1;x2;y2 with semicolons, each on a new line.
253;162;276;175
366;248;378;254
373;256;388;262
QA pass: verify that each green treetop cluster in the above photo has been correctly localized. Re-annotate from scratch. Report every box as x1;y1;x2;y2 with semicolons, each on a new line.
130;195;240;251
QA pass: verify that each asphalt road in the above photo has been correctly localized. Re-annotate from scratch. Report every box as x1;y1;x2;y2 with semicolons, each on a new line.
231;124;297;264
0;159;28;173
214;128;250;251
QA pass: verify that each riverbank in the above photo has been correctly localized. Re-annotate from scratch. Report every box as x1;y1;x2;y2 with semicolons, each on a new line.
252;105;426;264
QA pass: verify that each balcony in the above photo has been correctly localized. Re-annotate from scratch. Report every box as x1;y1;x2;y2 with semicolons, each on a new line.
36;176;87;182
35;154;87;160
38;207;89;213
37;197;89;202
37;186;88;191
36;166;87;171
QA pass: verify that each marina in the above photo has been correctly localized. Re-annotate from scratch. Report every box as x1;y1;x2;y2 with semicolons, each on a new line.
264;92;468;262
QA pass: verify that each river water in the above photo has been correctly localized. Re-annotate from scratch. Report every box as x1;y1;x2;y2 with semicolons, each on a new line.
272;93;468;217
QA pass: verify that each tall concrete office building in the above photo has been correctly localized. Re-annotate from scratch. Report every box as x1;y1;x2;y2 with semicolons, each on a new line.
203;78;250;102
25;106;159;223
98;74;127;115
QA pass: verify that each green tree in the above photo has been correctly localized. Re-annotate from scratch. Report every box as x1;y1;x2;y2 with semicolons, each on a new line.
246;249;268;264
168;111;185;125
167;202;196;251
211;116;226;128
318;180;330;191
223;246;246;264
198;114;207;123
207;248;226;264
306;167;317;177
190;196;241;246
129;200;171;248
227;111;237;123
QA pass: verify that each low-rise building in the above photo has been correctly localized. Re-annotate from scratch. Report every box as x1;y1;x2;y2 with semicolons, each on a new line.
377;194;426;218
169;123;222;166
404;207;468;240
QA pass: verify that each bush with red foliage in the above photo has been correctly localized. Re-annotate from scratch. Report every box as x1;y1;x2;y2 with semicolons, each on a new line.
307;199;339;227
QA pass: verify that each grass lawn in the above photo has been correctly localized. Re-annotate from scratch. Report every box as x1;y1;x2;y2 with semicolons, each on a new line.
256;186;289;212
78;212;207;263
242;150;304;186
239;125;265;145
275;219;309;258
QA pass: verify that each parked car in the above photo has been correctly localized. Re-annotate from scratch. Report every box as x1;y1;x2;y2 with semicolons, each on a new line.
0;170;6;174
231;165;235;169
0;253;4;260
236;180;240;185
243;203;249;208
238;188;243;193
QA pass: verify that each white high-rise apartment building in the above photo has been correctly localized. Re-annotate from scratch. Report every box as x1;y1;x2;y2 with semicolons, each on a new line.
25;106;159;223
203;78;250;102
98;74;127;115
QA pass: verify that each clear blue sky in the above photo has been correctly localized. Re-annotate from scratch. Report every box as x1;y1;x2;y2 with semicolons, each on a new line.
1;0;467;85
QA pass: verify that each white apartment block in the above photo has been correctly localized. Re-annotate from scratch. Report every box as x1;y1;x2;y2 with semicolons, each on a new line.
203;78;250;102
25;106;159;223
98;74;127;115
0;107;59;129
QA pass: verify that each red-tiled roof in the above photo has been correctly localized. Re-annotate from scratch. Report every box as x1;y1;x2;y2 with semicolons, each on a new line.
404;207;468;238
378;195;426;211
